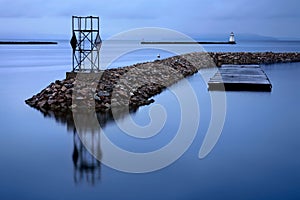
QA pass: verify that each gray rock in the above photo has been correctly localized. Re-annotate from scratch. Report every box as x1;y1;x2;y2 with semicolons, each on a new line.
97;91;110;97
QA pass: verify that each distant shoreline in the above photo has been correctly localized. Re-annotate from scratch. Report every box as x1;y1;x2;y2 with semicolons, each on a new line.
141;41;236;45
0;41;58;45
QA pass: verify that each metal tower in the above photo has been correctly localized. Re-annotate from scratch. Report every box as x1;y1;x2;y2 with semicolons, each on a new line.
70;16;102;72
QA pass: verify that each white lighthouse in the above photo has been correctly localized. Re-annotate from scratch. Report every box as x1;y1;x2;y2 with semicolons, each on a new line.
229;32;235;43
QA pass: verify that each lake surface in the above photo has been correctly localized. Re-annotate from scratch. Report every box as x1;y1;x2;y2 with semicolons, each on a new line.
0;40;299;200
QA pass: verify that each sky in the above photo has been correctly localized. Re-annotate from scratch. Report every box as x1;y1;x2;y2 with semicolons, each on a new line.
0;0;299;40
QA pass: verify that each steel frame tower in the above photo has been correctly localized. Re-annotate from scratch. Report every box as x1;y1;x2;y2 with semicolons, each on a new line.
70;16;102;72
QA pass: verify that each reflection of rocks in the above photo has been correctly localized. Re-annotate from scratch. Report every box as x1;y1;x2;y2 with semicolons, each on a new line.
25;52;300;113
41;107;136;132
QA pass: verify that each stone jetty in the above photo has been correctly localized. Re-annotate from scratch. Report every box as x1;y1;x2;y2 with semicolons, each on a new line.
25;52;300;114
209;52;300;66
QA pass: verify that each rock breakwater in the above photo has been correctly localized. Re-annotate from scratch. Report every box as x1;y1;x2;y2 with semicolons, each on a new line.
209;52;300;66
25;52;300;114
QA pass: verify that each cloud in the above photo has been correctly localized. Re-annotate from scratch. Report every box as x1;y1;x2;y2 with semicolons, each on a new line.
209;0;300;20
0;0;299;38
0;0;42;18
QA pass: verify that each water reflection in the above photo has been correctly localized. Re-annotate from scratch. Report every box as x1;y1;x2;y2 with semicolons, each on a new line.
41;110;116;132
40;108;137;185
72;130;101;185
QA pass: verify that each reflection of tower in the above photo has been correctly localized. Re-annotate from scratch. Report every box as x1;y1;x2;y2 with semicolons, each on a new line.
72;129;101;185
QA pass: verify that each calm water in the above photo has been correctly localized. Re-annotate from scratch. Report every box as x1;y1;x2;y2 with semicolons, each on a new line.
0;40;299;200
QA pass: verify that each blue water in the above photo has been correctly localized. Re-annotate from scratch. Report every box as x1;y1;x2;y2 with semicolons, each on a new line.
0;40;299;200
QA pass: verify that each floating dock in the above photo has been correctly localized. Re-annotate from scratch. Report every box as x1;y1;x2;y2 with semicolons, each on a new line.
208;65;272;91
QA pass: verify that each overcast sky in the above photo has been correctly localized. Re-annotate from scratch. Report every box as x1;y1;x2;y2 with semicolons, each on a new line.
0;0;299;39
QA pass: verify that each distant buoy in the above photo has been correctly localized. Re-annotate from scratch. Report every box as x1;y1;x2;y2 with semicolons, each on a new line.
229;32;235;43
157;54;161;59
